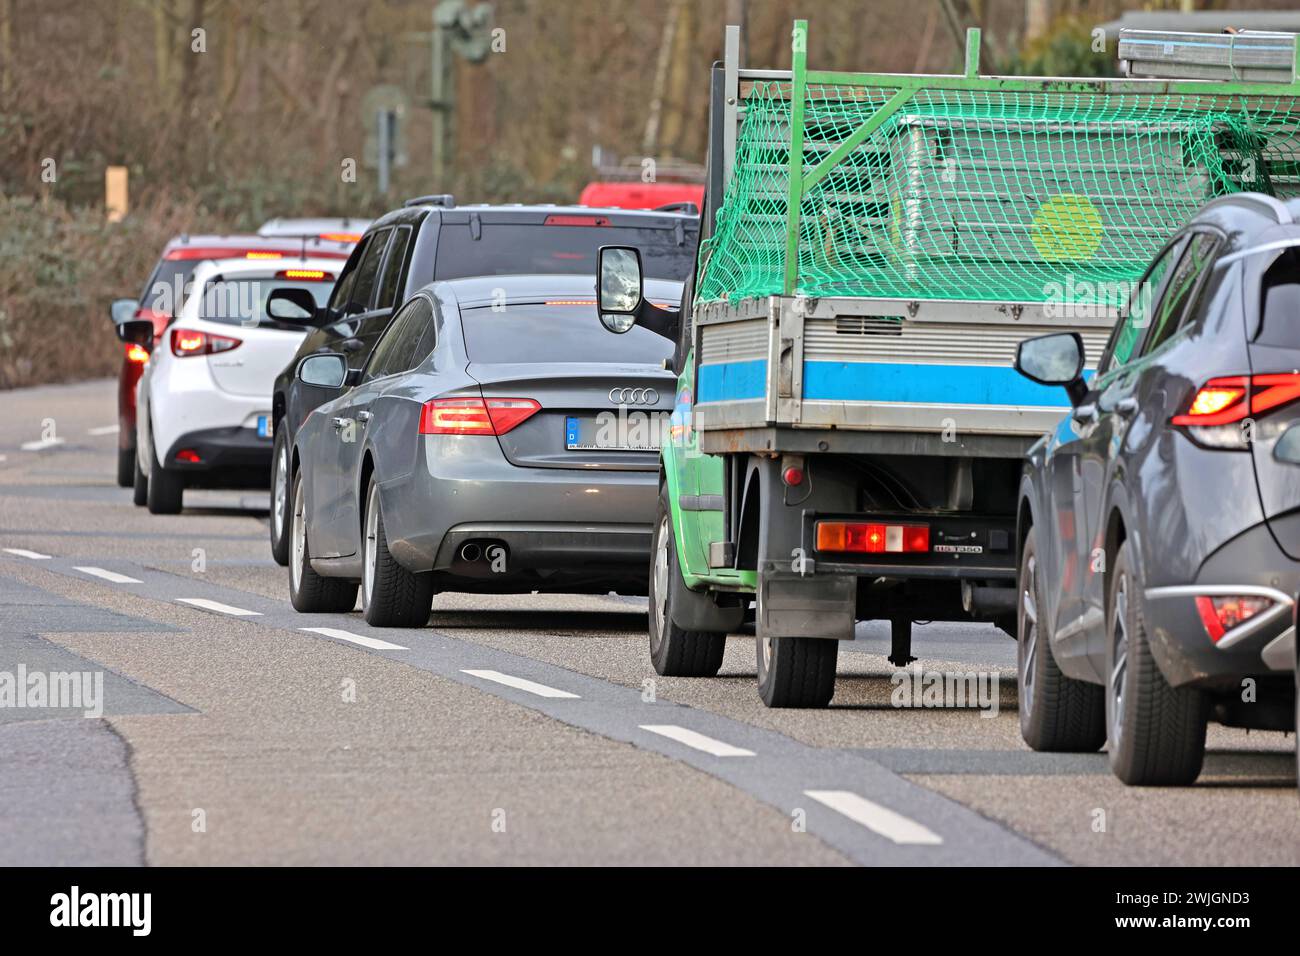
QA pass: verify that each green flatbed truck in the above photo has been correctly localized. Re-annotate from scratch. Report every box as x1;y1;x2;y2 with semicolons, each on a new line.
595;21;1300;707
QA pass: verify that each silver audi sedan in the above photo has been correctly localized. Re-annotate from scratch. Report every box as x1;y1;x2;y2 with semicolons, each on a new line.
287;273;680;626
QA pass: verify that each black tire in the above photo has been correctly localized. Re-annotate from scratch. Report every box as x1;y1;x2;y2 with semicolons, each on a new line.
131;447;148;507
288;469;358;613
361;478;433;627
648;488;727;677
268;425;291;567
1017;529;1106;752
116;445;135;488
1106;542;1208;786
756;634;838;708
146;442;184;515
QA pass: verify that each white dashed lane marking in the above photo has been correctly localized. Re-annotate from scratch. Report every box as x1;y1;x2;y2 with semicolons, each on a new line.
175;598;261;617
461;669;580;699
86;425;121;436
74;566;142;584
19;437;66;451
299;627;408;651
3;548;52;560
639;724;755;757
804;790;944;845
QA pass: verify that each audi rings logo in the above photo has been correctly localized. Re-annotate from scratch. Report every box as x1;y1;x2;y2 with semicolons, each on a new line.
609;387;659;406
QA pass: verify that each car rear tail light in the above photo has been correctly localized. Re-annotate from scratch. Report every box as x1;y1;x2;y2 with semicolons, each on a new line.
1195;595;1274;643
816;521;930;554
1172;373;1300;447
125;343;150;364
244;251;282;259
170;329;241;357
276;269;333;280
175;449;202;463
419;397;541;436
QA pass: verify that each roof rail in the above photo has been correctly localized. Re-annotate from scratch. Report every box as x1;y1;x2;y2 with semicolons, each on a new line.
653;202;700;215
404;194;456;208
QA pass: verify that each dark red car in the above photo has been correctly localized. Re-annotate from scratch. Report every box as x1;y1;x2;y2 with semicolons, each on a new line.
109;233;356;486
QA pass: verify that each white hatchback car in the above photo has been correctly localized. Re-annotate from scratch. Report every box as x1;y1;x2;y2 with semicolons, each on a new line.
133;257;338;514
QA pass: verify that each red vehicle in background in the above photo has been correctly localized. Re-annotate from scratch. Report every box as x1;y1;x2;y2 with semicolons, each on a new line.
108;233;356;487
578;181;703;212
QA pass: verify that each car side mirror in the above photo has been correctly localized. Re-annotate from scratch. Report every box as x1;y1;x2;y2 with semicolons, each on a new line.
597;245;643;333
116;319;155;348
109;298;137;325
296;352;350;389
267;287;320;325
1275;424;1300;465
1015;332;1087;406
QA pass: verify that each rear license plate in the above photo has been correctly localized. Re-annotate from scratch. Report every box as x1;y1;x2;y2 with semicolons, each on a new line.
256;415;272;439
565;415;657;452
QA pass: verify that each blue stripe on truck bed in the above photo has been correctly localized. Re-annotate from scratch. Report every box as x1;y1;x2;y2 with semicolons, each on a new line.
698;359;1080;407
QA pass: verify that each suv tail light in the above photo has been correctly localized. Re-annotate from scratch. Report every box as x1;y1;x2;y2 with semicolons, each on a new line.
1172;373;1300;448
419;398;541;436
816;521;929;554
170;329;242;357
1195;595;1274;642
125;343;150;364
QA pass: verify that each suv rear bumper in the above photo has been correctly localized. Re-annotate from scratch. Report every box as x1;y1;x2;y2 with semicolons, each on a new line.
1143;522;1299;687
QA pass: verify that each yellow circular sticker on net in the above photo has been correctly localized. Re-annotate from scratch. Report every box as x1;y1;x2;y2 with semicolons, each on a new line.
1030;193;1103;262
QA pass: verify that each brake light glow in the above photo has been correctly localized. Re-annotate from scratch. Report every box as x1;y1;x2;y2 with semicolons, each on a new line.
816;521;930;554
1195;595;1273;643
544;300;597;306
245;251;282;259
318;233;362;243
419;398;541;436
543;215;611;227
175;449;202;463
276;269;333;280
125;343;150;364
170;329;242;357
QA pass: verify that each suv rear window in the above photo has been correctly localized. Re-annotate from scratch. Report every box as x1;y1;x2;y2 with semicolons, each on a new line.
1258;248;1300;347
433;222;697;283
198;278;334;329
460;304;674;365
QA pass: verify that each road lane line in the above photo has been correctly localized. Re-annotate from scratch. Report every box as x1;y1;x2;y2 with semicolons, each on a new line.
639;724;755;757
74;566;142;584
176;598;261;617
461;669;580;699
86;425;121;436
3;548;51;560
300;627;407;651
19;437;66;451
804;790;944;845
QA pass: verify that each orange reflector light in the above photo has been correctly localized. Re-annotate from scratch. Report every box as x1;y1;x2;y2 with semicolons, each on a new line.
816;521;930;554
544;300;597;306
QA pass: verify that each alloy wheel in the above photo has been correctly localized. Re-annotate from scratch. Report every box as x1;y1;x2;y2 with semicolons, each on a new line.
1110;573;1130;747
1019;554;1039;722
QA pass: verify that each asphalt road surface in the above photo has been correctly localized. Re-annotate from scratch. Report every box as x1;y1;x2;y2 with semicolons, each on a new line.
2;379;1296;866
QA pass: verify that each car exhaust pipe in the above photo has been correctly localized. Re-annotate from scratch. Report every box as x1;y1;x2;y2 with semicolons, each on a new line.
459;542;482;563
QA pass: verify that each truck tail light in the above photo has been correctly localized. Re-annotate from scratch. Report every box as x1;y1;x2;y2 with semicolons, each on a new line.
170;329;241;357
1172;373;1300;448
816;521;929;554
1195;595;1274;643
419;398;540;436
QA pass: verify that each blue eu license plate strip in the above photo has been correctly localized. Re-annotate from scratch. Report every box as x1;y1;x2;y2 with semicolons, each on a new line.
257;415;272;439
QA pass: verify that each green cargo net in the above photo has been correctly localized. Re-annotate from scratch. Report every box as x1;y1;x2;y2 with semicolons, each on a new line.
698;81;1300;306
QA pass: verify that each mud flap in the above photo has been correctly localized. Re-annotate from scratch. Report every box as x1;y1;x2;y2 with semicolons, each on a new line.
757;572;855;640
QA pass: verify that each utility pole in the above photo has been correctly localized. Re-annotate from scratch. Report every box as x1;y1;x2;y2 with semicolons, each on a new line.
430;1;494;186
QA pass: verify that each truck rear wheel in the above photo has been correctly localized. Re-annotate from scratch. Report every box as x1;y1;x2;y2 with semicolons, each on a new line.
648;491;727;677
756;635;837;708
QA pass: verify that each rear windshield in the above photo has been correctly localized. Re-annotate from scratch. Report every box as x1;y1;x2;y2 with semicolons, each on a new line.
139;261;193;315
197;278;334;329
432;222;697;283
460;304;674;365
1258;248;1300;347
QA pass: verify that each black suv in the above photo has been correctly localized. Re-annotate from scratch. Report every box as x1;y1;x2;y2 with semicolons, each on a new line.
267;195;700;563
1012;192;1299;786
